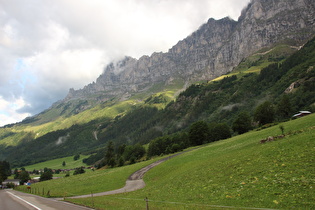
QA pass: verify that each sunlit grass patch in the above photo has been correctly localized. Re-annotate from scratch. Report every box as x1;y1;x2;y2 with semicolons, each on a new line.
23;155;90;171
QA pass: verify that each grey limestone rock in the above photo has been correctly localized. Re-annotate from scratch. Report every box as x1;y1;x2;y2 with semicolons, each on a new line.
64;0;315;105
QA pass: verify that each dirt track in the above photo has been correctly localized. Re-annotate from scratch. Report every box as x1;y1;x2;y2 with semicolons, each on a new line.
68;151;188;199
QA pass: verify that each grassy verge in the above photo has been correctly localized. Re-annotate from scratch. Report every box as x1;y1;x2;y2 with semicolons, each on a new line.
69;114;315;209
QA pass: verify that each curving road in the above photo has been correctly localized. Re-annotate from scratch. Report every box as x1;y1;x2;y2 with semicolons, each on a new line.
68;150;189;199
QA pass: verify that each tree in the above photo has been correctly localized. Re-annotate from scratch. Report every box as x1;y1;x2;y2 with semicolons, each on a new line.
118;156;125;167
276;95;292;120
13;168;19;179
254;101;275;125
18;169;31;185
117;144;126;157
189;121;210;145
209;123;231;142
62;161;66;167
232;111;252;134
73;167;85;175
0;161;11;183
107;158;116;168
148;137;163;157
32;169;39;175
216;123;231;140
123;144;145;161
73;154;80;161
40;169;53;181
279;125;285;135
105;141;115;167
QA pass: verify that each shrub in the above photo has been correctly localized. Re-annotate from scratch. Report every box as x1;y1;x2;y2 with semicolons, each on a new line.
40;170;53;181
73;167;85;175
232;111;252;134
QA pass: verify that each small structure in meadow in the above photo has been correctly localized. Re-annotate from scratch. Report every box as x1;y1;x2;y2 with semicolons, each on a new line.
292;111;311;118
2;179;20;188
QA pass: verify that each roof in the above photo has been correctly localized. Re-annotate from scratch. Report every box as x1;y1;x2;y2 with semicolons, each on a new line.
299;111;311;114
292;111;312;118
2;179;20;184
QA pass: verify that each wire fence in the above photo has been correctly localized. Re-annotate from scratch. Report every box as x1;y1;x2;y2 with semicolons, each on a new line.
106;196;279;210
15;187;280;210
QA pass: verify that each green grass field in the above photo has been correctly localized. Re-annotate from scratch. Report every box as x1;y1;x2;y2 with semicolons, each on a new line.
69;114;314;209
18;114;315;209
18;156;167;197
23;155;90;171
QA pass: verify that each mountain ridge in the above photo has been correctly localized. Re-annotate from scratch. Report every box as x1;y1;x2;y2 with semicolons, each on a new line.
1;0;315;167
63;0;315;108
2;35;315;167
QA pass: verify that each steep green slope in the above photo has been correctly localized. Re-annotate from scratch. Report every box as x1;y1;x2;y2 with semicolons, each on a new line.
18;113;315;209
2;99;141;142
69;114;315;209
0;78;183;146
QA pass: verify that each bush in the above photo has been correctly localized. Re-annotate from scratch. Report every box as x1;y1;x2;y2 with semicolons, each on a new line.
40;170;53;181
232;111;252;134
6;182;15;188
209;123;231;142
73;167;85;175
189;121;210;145
254;101;275;125
73;154;80;161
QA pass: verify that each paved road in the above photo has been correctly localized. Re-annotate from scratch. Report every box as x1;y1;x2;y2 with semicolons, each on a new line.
0;189;93;210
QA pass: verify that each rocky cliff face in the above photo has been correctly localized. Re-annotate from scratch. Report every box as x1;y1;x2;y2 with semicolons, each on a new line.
65;0;315;102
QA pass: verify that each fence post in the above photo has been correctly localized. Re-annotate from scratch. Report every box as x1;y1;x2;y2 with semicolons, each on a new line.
91;191;94;208
47;190;50;197
144;197;149;210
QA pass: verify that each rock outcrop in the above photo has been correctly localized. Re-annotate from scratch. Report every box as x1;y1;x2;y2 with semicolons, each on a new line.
65;0;315;102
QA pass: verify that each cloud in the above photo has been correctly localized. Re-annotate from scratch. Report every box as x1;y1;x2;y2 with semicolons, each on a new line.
0;96;30;126
0;0;250;126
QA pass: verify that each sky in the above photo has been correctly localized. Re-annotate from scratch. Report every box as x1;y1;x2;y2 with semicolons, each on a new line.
0;0;250;126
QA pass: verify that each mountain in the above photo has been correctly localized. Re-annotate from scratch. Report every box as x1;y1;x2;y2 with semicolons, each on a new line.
63;0;315;107
1;0;315;167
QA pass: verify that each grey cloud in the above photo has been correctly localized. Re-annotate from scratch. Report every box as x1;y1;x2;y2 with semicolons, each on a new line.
0;0;250;123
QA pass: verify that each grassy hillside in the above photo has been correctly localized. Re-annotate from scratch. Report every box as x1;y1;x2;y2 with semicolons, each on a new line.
18;114;315;209
23;155;89;171
0;99;142;145
1;37;314;168
71;114;315;209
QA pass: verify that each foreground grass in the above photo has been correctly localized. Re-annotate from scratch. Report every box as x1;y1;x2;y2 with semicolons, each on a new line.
69;114;315;209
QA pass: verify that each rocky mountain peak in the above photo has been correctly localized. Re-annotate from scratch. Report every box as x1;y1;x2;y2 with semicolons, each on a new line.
64;0;315;105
